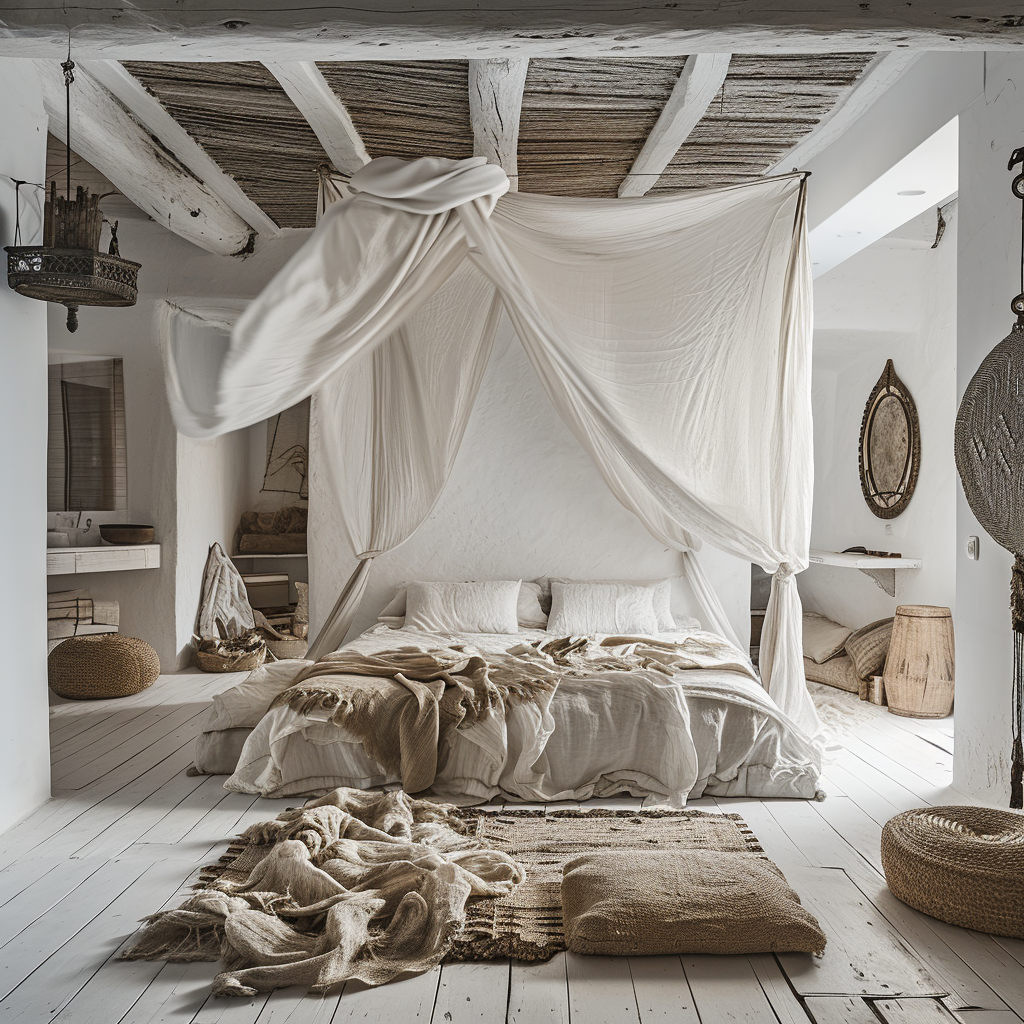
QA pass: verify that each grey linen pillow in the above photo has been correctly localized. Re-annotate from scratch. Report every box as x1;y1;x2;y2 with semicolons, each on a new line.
844;617;895;680
561;849;826;956
802;612;853;663
804;653;860;694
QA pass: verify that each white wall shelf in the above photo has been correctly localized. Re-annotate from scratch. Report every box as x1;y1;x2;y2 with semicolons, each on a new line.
230;552;308;561
808;548;921;597
46;544;161;576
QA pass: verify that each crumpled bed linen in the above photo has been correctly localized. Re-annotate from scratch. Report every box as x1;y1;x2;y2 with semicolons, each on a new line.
121;788;522;997
208;625;820;804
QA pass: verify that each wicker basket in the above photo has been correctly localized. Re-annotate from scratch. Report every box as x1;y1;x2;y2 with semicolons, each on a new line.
882;605;954;718
265;635;309;660
193;630;267;673
882;806;1024;938
48;634;160;699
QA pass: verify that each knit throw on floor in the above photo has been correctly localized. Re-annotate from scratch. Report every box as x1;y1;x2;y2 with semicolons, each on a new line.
120;788;523;997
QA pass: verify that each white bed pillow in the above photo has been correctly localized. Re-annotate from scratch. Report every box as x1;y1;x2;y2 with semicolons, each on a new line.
547;581;660;636
378;579;547;630
545;577;675;631
404;580;522;634
802;611;853;664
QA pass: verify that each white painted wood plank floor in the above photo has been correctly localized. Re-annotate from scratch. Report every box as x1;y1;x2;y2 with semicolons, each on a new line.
1;673;1021;1024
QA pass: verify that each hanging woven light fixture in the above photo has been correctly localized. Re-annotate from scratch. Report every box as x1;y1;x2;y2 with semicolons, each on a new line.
5;57;139;333
954;147;1024;809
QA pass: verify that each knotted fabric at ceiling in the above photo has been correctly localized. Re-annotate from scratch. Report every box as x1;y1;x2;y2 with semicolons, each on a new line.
160;156;819;741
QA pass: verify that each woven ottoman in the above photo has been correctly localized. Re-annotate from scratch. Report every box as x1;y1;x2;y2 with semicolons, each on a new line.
882;806;1024;938
48;635;160;700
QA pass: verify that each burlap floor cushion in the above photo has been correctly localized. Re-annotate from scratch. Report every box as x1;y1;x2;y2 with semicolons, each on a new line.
560;849;826;956
48;634;160;699
882;806;1024;938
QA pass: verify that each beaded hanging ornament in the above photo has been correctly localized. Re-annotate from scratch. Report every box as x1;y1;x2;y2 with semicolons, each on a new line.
953;148;1024;808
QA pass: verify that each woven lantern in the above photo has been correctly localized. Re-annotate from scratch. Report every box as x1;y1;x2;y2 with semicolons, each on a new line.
954;146;1024;807
5;58;139;332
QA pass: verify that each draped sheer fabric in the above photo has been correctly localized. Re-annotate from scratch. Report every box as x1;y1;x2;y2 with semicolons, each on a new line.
159;156;820;741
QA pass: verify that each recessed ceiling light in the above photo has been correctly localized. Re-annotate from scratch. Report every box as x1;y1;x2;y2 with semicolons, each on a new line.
897;190;926;196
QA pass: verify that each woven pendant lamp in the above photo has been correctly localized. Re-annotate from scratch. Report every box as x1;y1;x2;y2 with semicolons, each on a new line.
954;147;1024;808
5;56;139;332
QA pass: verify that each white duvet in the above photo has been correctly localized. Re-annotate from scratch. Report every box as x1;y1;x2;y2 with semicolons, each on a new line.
206;624;822;804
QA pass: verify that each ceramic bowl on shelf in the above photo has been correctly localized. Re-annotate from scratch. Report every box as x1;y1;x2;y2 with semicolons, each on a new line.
99;524;155;545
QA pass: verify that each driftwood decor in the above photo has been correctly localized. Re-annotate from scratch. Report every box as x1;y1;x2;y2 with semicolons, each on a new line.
953;146;1024;809
859;359;921;519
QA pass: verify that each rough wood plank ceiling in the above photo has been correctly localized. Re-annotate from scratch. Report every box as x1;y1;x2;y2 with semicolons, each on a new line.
517;57;689;198
118;54;876;230
317;61;474;163
122;61;329;228
653;53;875;192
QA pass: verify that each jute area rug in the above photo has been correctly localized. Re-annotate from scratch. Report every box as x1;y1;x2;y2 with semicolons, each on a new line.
192;805;766;967
447;807;764;962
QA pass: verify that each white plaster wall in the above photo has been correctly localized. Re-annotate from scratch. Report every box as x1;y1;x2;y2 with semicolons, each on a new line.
954;53;1024;802
802;53;982;228
798;208;958;631
0;61;52;833
45;209;307;668
174;431;251;664
309;314;751;646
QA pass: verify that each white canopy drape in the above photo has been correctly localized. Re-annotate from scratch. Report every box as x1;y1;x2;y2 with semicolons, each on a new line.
160;156;819;740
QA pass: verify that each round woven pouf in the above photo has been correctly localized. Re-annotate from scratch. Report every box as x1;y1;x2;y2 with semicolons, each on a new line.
48;635;160;700
882;806;1024;938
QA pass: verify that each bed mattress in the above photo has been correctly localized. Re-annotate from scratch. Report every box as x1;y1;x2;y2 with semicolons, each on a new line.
199;624;822;804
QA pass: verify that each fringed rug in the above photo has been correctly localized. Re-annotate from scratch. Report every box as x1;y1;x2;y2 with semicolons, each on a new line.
124;792;766;996
193;807;766;967
449;807;765;962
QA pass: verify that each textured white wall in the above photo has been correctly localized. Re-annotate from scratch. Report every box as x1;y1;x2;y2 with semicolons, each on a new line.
954;53;1024;803
308;313;752;646
0;61;52;833
799;207;958;631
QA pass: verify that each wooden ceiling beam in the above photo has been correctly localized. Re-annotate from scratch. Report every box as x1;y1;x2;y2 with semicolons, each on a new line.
264;62;370;175
767;51;922;173
35;60;256;256
618;53;732;198
468;58;529;191
77;60;281;238
2;3;1023;59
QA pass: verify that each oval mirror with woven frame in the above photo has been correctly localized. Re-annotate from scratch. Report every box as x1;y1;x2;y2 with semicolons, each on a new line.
859;359;921;519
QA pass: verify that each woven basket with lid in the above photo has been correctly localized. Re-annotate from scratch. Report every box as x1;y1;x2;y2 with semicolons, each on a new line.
882;604;954;718
882;805;1024;937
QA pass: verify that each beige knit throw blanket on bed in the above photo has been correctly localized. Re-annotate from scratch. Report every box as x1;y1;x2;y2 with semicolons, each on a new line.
269;646;560;792
121;788;525;997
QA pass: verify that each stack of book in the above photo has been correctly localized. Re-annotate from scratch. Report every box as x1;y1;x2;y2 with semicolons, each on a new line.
48;589;120;641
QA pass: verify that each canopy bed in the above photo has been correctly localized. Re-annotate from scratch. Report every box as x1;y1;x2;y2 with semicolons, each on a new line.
162;154;822;803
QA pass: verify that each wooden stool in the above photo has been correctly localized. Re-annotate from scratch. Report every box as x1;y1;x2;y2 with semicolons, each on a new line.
882;605;954;718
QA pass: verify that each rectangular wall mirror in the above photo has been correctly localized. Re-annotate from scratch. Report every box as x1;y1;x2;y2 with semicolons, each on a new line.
47;357;127;512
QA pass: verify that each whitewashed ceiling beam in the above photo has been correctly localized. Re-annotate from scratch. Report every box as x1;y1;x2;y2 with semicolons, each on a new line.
2;3;1022;59
264;62;370;175
618;53;732;199
768;52;922;174
35;61;256;257
77;59;280;238
468;58;529;191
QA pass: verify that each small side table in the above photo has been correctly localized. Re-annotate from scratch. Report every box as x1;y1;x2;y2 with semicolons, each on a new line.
882;605;954;718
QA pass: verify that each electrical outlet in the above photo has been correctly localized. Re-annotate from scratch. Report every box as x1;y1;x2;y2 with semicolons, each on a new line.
885;523;893;535
966;535;980;560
